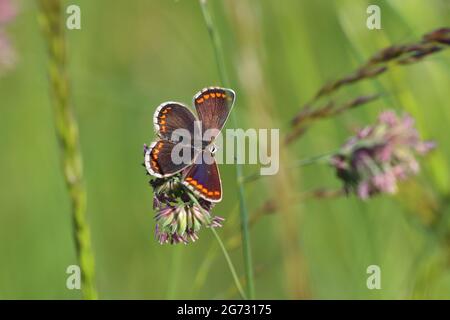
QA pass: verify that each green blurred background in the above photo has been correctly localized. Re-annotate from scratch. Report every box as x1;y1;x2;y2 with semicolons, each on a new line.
1;0;449;299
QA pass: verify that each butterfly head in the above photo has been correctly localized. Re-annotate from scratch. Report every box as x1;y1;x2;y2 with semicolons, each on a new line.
208;143;218;156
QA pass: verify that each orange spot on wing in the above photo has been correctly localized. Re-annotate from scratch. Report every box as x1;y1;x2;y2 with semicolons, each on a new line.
208;191;213;196
210;93;216;98
197;98;204;104
204;94;210;99
160;120;166;125
214;191;220;196
186;177;192;181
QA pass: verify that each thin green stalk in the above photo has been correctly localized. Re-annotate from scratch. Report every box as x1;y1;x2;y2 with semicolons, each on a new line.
187;192;247;299
38;0;97;299
244;151;336;183
199;0;255;299
210;228;247;300
199;0;229;86
292;152;335;167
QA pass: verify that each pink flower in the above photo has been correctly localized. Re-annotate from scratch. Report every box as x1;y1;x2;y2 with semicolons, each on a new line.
0;0;17;75
0;31;15;70
0;0;16;25
331;110;435;199
146;154;224;245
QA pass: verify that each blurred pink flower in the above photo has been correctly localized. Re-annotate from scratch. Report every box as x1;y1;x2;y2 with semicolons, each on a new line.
0;0;17;75
331;110;435;199
0;31;15;69
0;0;16;25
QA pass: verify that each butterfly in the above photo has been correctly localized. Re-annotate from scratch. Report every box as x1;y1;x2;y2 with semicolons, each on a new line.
144;87;236;203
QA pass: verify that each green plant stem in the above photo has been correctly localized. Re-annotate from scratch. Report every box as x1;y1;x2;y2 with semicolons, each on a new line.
187;192;247;299
199;0;255;299
38;0;97;300
292;151;335;167
210;228;247;300
244;151;336;183
199;0;229;85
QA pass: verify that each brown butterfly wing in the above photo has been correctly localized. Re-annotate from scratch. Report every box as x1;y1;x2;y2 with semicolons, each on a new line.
193;87;235;141
144;139;198;178
154;102;200;143
182;150;222;202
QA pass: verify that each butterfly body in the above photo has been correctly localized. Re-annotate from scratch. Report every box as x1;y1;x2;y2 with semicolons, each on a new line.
144;87;235;203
